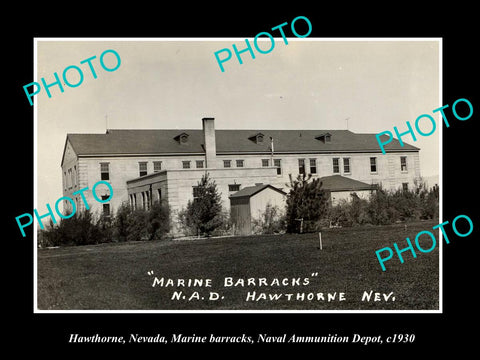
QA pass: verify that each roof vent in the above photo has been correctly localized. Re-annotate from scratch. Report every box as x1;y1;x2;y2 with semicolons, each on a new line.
174;132;189;144
315;133;332;143
249;132;265;144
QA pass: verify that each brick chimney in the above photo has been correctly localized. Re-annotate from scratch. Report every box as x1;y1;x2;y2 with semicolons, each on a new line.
202;117;216;168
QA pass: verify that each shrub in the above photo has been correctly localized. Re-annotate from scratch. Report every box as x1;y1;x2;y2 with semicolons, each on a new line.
324;179;439;227
122;202;171;242
38;210;111;247
113;202;131;242
145;202;171;240
209;209;233;237
251;203;286;235
420;184;439;220
38;201;171;246
125;209;150;242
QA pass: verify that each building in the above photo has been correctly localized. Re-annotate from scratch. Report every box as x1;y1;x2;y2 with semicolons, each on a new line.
319;175;375;206
230;184;287;235
60;117;420;228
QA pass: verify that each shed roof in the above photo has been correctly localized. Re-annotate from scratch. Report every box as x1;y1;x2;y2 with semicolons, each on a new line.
319;175;374;192
229;184;287;199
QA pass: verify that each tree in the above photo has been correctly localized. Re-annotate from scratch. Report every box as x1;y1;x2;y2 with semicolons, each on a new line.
285;173;329;233
180;173;224;236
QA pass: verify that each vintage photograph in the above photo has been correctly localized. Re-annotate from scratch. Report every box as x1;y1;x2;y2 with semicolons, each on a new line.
34;39;441;312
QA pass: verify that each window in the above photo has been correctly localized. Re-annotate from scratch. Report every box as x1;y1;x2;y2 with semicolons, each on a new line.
157;189;162;202
64;171;67;190
139;162;147;176
402;182;409;191
153;161;162;172
192;186;201;199
343;158;350;173
262;159;270;167
400;156;408;172
101;195;110;217
182;161;191;169
223;160;232;168
274;159;282;175
298;159;306;174
236;160;244;168
73;165;77;187
67;169;72;189
228;184;241;192
332;158;340;173
309;159;317;174
196;160;204;169
100;163;109;180
316;133;332;143
370;157;377;173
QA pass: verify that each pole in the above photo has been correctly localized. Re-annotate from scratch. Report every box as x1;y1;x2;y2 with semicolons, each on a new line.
270;136;274;166
318;232;322;250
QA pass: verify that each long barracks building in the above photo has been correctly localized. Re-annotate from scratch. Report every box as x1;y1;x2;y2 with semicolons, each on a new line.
60;117;420;226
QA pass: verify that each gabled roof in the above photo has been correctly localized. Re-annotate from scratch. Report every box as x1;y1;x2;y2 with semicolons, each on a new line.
229;184;286;199
319;175;374;192
64;129;419;159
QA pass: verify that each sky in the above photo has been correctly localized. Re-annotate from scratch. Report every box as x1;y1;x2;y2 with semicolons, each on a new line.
36;39;440;209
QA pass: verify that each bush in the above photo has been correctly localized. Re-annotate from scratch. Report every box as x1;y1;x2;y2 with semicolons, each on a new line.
38;201;171;247
120;202;171;242
420;184;439;220
251;203;286;235
145;202;171;240
125;209;150;242
113;202;131;242
324;180;439;227
38;210;112;247
209;209;233;237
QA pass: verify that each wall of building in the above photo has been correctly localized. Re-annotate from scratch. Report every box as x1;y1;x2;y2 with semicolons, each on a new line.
126;167;280;235
230;197;251;236
212;151;421;192
249;189;287;221
163;167;279;215
74;155;208;216
61;140;80;214
68;149;420;218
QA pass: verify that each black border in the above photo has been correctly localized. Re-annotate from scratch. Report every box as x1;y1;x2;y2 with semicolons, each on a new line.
8;4;479;355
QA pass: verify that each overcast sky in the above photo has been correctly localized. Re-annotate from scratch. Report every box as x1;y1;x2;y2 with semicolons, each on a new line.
36;39;440;209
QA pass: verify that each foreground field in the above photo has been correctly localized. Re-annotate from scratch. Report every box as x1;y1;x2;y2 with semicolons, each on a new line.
37;221;439;311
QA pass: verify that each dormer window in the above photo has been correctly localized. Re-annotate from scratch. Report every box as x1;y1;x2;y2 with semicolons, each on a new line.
174;132;189;144
249;132;265;144
316;133;332;143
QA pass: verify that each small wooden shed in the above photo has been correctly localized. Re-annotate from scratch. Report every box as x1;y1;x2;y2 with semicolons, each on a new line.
229;184;287;235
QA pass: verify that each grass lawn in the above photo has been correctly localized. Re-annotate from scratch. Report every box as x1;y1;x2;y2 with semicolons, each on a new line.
37;221;439;311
